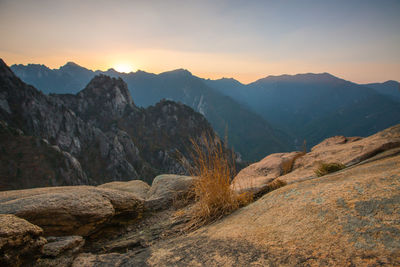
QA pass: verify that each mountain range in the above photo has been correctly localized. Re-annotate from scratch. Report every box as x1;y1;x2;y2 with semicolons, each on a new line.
11;62;292;161
10;62;400;156
0;59;219;190
207;73;400;148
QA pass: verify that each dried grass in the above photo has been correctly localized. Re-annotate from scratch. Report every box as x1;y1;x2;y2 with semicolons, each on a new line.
281;152;306;175
183;134;253;230
314;162;346;177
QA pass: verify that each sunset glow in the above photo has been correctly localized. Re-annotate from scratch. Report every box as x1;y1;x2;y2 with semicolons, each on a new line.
113;63;135;73
0;0;399;83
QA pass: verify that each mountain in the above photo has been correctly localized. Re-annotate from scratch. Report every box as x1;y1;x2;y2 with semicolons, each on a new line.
363;80;400;100
10;62;95;94
0;59;218;189
208;73;400;148
203;77;247;105
11;63;293;161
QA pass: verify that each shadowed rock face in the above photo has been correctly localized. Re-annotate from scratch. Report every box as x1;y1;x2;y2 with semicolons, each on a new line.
0;121;88;191
0;58;217;187
42;236;85;257
0;214;46;266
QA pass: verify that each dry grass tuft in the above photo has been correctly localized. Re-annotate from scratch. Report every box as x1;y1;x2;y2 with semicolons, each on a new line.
254;179;287;199
315;162;346;177
281;152;306;175
183;134;253;229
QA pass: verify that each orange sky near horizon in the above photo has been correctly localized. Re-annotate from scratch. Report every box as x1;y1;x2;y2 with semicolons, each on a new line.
1;0;399;84
2;51;399;85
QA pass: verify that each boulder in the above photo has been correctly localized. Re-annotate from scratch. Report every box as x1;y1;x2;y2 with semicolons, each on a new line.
231;151;303;193
0;186;144;237
98;180;150;199
43;236;85;257
280;124;400;184
145;174;196;210
0;214;46;266
75;152;400;266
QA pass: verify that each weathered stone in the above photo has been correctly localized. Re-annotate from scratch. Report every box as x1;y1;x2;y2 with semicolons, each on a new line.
94;187;144;218
311;135;362;150
232;151;303;193
280;124;400;184
98;180;150;200
0;214;46;266
0;186;144;237
77;153;400;266
43;236;84;257
145;174;196;210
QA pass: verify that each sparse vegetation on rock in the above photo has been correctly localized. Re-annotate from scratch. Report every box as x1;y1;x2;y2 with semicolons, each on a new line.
314;162;346;177
183;135;253;229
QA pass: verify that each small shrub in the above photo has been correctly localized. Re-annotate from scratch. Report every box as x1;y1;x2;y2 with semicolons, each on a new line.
183;134;253;229
314;162;346;177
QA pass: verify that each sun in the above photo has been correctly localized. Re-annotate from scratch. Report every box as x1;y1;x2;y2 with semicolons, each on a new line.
113;63;135;73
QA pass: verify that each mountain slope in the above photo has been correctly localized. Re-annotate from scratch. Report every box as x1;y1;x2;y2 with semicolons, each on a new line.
210;73;400;148
363;80;400;100
300;94;400;145
0;121;89;191
11;62;95;94
203;78;247;103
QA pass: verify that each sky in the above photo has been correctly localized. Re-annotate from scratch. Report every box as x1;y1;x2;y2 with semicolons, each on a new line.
0;0;399;84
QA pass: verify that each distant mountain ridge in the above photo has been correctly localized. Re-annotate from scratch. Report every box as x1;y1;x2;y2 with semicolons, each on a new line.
207;73;400;148
11;62;292;161
363;80;400;100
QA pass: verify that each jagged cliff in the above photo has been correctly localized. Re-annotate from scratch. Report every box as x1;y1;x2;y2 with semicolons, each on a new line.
0;59;216;189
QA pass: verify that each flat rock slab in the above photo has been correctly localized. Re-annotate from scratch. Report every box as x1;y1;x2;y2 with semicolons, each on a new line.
73;153;400;266
0;214;46;266
43;236;85;257
0;186;144;237
145;174;195;210
98;180;150;199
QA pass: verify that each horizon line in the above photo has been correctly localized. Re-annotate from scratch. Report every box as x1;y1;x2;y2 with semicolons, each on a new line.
6;59;399;86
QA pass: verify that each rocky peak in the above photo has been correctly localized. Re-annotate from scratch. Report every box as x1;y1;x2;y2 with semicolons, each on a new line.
80;75;132;102
73;75;137;122
159;68;192;78
0;59;16;80
59;61;87;72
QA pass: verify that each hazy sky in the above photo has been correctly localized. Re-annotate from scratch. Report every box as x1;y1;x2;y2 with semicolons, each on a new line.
0;0;399;83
